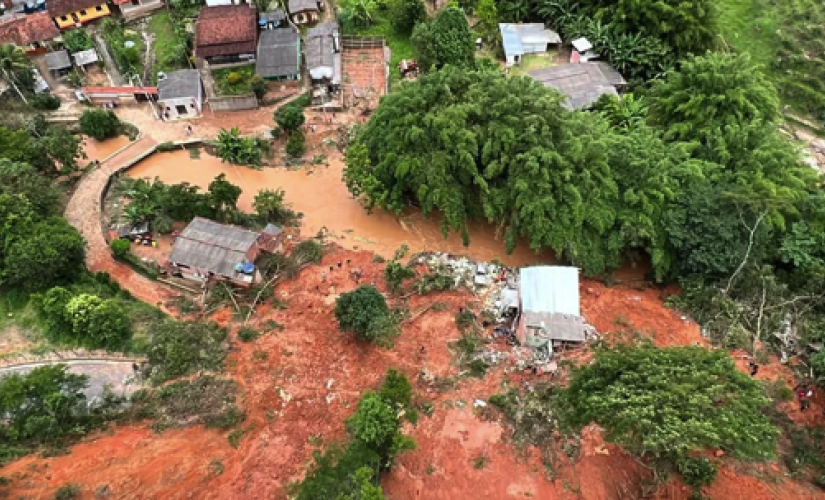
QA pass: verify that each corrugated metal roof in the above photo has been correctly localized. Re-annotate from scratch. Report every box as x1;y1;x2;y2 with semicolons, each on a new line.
72;48;98;66
256;27;300;78
528;62;625;110
180;217;259;251
306;22;341;84
158;69;202;101
499;23;561;59
520;266;580;316
45;50;70;70
169;217;261;278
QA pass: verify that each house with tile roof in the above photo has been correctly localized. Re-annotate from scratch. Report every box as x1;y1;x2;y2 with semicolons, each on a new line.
195;5;257;65
0;13;60;53
49;0;112;29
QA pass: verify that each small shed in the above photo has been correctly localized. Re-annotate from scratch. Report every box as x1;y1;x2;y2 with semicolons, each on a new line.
256;27;300;80
157;69;203;120
518;266;591;353
45;49;71;76
71;48;98;71
288;0;322;24
499;23;561;67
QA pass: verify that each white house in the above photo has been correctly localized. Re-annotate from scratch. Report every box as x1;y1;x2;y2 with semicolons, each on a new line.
499;23;561;67
157;69;203;121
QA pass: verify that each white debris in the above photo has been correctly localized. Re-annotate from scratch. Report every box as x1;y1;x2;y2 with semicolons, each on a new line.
326;393;337;404
473;399;487;408
326;378;334;389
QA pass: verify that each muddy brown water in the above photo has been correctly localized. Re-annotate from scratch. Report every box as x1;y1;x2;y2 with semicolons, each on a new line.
81;135;132;165
126;150;556;267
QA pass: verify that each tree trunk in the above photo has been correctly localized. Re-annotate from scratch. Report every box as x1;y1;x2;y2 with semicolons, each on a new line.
3;69;28;104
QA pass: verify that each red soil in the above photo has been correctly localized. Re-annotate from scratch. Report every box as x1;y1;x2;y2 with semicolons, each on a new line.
2;247;823;499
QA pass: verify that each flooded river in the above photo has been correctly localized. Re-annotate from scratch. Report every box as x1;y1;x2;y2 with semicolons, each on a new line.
127;149;556;267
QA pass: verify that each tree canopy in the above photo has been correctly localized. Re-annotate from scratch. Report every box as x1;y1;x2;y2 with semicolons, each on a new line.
564;345;778;460
411;7;475;71
79;109;120;141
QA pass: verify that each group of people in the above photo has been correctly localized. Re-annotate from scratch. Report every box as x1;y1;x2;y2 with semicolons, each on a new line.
317;259;364;291
796;382;816;412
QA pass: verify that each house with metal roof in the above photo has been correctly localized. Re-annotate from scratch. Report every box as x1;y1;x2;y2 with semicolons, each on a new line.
517;266;593;354
256;27;300;80
288;0;323;24
528;62;626;110
168;217;267;286
72;48;98;71
499;23;561;67
45;49;72;76
157;69;203;121
306;22;341;83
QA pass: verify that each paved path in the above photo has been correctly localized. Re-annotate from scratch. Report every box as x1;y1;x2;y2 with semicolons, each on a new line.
64;135;177;309
0;360;143;400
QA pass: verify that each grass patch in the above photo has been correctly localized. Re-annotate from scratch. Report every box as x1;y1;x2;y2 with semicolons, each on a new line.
717;0;776;68
509;52;557;77
213;66;255;96
147;12;190;83
345;16;412;85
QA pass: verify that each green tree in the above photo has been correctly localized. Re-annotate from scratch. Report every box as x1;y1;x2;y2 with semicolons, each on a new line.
253;188;301;226
0;194;35;262
0;43;31;103
274;105;305;134
79;109;120;141
0;159;60;215
474;0;500;45
610;0;718;57
286;130;306;158
66;293;104;335
40;127;85;175
62;29;93;52
215;128;262;166
347;392;400;454
344;67;621;274
564;345;778;461
208;173;242;213
335;285;390;342
411;7;475;71
0;126;35;164
36;286;74;343
649;53;779;142
0;365;89;443
2;217;85;290
390;0;426;34
339;0;378;28
87;299;132;349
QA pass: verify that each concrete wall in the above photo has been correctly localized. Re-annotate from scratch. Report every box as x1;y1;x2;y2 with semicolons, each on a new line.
159;96;201;120
207;94;258;112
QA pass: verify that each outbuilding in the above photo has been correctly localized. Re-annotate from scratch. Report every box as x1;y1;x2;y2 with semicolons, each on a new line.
157;69;203;120
517;266;593;355
499;23;561;67
45;49;72;77
288;0;323;25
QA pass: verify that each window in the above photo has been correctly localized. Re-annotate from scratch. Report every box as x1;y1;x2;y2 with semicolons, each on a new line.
79;9;87;15
61;15;68;20
95;5;103;10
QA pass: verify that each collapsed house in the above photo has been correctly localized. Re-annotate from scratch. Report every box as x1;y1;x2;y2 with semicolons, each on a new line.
168;217;282;286
516;266;594;356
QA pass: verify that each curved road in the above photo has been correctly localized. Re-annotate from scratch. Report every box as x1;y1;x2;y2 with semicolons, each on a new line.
64;135;177;310
0;359;143;399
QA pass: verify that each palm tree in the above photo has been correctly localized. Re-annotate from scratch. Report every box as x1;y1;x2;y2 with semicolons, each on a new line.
0;44;30;104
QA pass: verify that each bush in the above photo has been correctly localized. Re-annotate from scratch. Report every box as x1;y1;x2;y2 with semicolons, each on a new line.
31;93;61;111
384;261;415;292
226;72;242;85
274;104;305;133
79;109;120;141
147;320;228;383
237;326;260;342
130;376;243;431
53;483;81;500
390;0;426;34
286;130;306;158
62;28;93;52
152;213;174;234
677;456;719;488
335;285;390;343
564;345;779;461
110;238;130;258
293;239;324;264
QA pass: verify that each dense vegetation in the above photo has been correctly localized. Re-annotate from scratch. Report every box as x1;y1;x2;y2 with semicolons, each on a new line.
335;285;393;343
79;109;121;141
294;370;416;499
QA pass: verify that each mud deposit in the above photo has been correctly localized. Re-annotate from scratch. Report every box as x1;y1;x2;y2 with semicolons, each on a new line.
126;150;555;266
1;247;820;500
81;135;132;165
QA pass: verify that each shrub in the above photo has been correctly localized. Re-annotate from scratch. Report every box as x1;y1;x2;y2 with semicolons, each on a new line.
110;238;130;258
62;28;93;52
146;320;228;383
390;0;426;34
152;213;174;234
237;326;260;342
79;109;120;141
130;376;243;431
53;483;81;500
31;93;61;110
250;75;267;100
335;285;390;342
286;130;306;158
274;104;305;133
226;72;243;85
384;261;415;292
677;456;719;488
564;345;779;461
293;239;324;264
